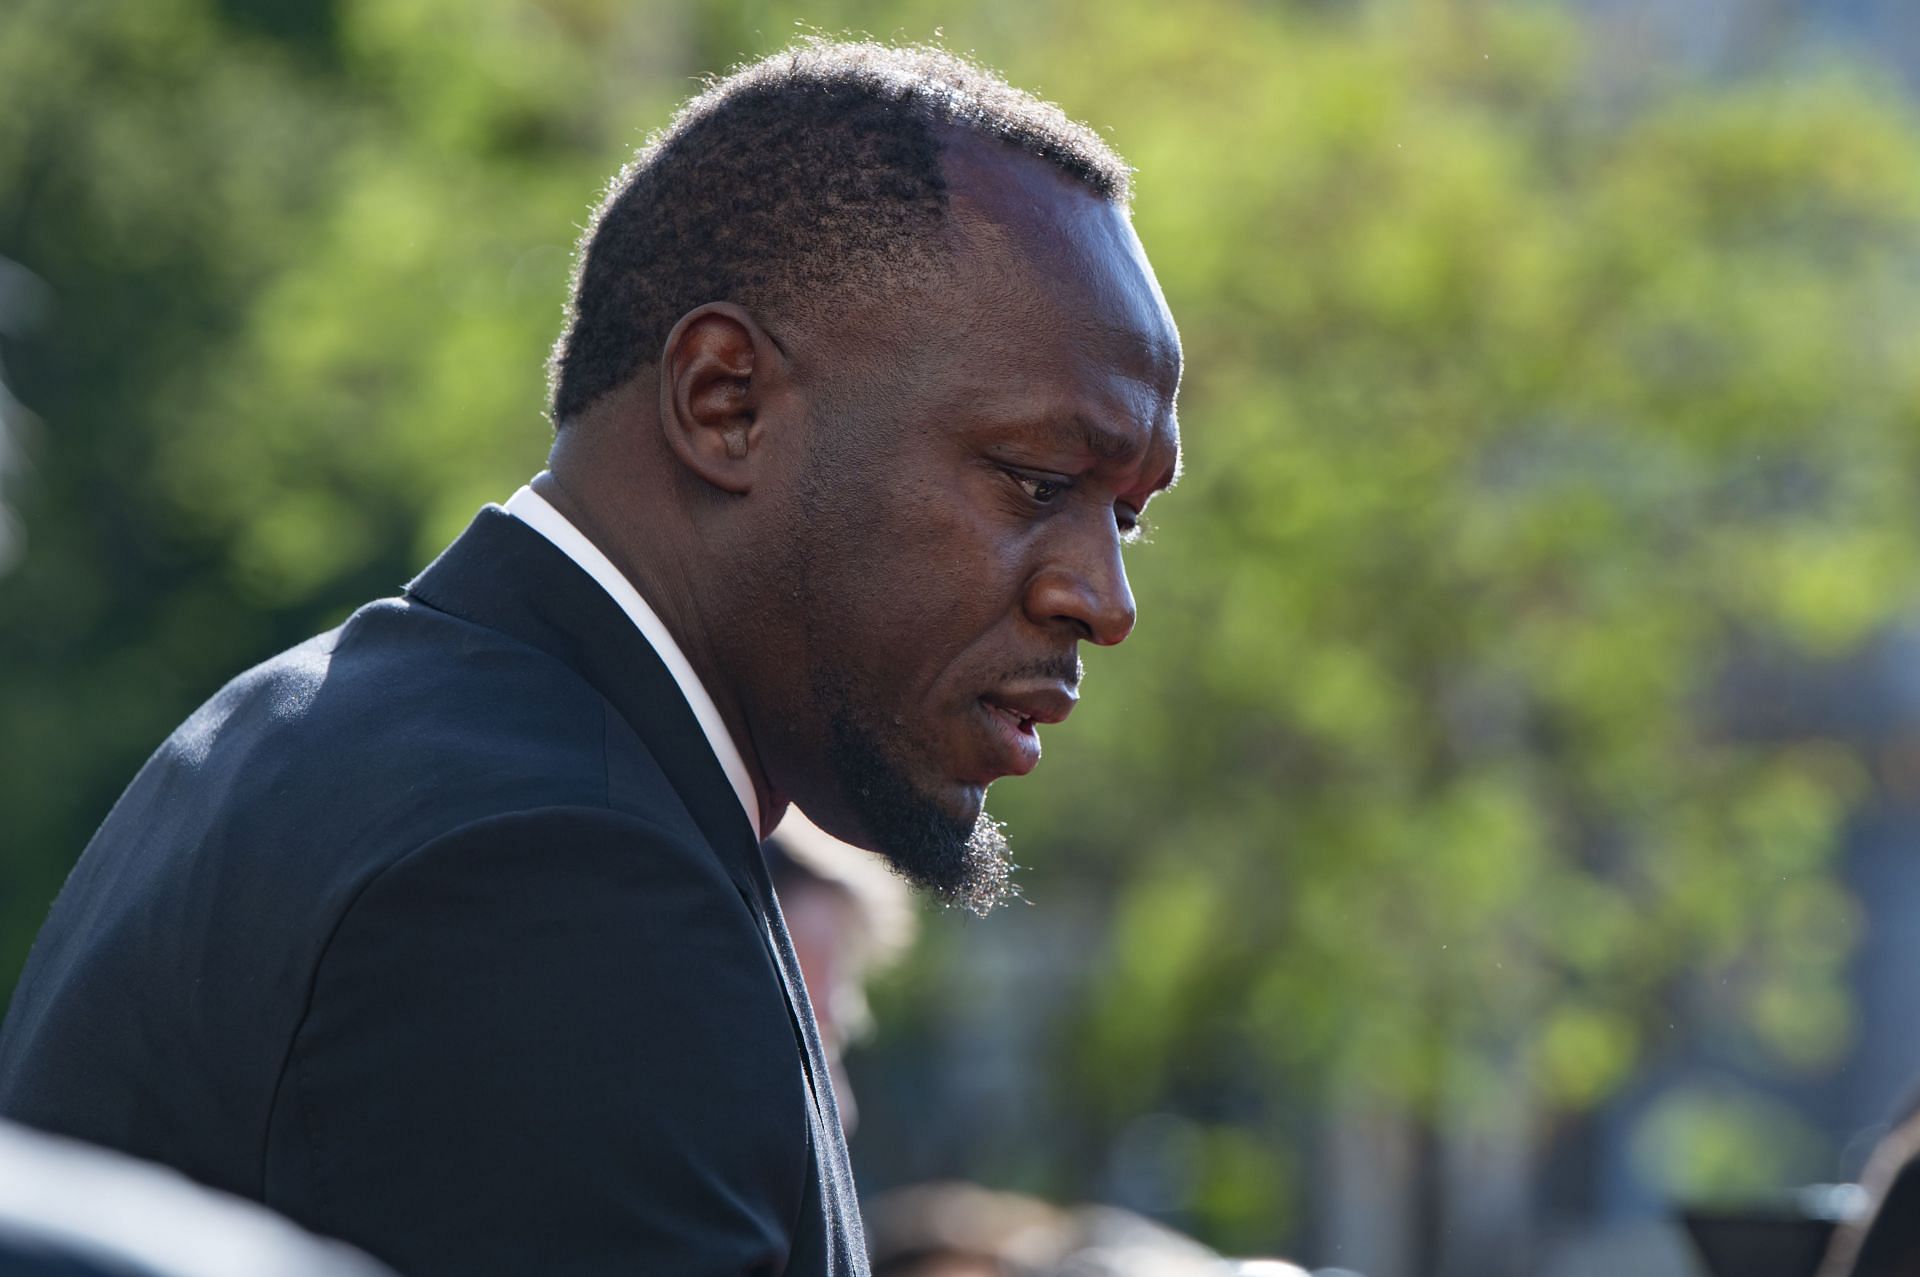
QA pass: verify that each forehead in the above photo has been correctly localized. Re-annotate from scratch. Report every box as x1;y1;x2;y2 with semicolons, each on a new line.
942;135;1180;372
917;136;1183;465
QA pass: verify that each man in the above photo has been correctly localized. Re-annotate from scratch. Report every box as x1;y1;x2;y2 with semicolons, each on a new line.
0;40;1181;1277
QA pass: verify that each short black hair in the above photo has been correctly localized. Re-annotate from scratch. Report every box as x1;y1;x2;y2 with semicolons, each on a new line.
547;40;1132;425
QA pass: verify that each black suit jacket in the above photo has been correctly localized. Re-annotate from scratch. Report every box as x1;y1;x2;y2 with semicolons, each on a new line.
0;509;868;1277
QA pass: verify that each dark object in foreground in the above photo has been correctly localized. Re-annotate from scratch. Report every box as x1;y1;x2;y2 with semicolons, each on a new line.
0;1117;391;1277
1681;1185;1866;1277
1831;1154;1920;1277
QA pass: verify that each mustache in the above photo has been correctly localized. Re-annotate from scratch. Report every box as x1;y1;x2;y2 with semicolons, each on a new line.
995;653;1084;689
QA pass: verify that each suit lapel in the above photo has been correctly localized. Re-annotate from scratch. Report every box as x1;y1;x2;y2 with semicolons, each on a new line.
404;507;771;903
406;508;844;1133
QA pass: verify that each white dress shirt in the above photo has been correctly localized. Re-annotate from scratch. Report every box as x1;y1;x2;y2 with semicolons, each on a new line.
503;484;763;841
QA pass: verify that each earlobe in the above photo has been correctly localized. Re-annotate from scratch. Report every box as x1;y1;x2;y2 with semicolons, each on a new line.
657;303;783;495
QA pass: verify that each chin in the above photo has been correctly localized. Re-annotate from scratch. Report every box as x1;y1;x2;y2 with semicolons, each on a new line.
817;704;1016;915
934;777;988;827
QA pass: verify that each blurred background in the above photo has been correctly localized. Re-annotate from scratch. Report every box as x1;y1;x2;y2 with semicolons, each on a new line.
8;0;1920;1273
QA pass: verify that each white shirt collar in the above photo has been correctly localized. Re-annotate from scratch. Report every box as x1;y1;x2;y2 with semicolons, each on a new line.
503;484;763;841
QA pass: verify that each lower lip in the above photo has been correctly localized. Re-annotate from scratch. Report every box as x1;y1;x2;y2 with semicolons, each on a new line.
977;700;1042;777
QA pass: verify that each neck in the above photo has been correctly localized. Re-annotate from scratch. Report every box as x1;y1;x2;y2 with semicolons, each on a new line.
530;458;786;836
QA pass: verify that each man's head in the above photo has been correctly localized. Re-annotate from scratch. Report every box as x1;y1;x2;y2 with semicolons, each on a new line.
546;42;1182;912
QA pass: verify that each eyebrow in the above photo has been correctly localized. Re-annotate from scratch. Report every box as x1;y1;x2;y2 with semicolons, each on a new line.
986;410;1177;490
1070;413;1181;488
1069;414;1144;464
1092;320;1184;383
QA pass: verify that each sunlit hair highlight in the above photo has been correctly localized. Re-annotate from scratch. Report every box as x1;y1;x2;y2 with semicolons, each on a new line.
547;39;1132;425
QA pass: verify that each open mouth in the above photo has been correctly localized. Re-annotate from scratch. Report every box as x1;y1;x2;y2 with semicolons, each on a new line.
984;701;1037;737
971;679;1075;781
975;697;1044;778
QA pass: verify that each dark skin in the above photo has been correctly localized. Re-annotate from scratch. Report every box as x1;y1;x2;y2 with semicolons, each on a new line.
537;131;1182;858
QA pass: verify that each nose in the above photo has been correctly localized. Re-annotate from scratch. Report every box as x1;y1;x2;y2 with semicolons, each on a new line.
1024;525;1137;646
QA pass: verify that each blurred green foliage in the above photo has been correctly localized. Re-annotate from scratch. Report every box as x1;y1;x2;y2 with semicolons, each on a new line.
7;0;1920;1254
1629;1080;1832;1200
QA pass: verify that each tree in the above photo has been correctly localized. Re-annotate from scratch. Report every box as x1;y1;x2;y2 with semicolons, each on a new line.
6;1;1920;1270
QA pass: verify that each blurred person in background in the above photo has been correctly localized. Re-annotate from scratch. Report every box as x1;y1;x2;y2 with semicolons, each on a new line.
864;1182;1315;1277
765;809;917;1138
0;38;1180;1277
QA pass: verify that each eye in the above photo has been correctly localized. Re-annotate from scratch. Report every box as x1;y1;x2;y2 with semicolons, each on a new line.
1011;472;1070;504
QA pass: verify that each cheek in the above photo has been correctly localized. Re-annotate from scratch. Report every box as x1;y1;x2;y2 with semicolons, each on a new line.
822;485;1027;677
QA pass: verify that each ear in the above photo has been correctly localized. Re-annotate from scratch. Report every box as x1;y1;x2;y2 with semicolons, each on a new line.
657;303;790;495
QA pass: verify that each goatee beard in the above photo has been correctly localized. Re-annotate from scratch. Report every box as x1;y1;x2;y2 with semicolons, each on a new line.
823;695;1016;916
